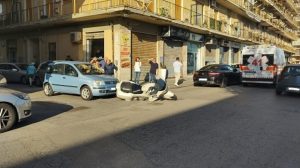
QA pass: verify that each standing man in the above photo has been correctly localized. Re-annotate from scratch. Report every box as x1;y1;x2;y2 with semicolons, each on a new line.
26;62;37;87
173;57;182;86
104;59;118;76
149;58;158;83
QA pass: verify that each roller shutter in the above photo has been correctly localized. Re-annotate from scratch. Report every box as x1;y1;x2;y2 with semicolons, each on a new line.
132;32;157;80
163;40;183;77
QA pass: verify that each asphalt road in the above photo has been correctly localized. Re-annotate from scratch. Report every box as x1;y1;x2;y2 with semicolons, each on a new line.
1;84;300;168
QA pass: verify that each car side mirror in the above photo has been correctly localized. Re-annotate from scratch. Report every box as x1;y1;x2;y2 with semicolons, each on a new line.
12;68;18;72
46;66;53;74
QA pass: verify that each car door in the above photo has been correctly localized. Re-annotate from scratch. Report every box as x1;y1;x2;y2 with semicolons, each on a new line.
62;64;80;94
7;64;22;83
220;65;233;83
48;63;65;92
225;65;240;84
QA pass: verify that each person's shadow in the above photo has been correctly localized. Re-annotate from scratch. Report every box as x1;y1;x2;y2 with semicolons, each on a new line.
178;79;185;85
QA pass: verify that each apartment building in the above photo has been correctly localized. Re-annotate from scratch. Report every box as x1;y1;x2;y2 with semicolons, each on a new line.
0;0;298;80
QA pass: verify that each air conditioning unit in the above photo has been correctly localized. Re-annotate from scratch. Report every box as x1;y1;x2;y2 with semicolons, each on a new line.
70;32;82;43
210;0;217;8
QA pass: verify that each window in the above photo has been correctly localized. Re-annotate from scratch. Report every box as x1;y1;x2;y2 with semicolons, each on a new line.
65;64;78;77
52;64;64;75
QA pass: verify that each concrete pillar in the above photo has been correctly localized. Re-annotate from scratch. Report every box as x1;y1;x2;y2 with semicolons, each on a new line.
182;42;188;78
216;45;220;64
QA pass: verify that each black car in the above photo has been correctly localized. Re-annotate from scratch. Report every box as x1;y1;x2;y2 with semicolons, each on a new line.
276;65;300;95
35;61;54;86
193;64;241;87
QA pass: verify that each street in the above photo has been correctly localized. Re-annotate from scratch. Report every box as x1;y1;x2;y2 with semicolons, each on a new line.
1;83;300;168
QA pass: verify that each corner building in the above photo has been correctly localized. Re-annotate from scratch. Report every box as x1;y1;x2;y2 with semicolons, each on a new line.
0;0;298;80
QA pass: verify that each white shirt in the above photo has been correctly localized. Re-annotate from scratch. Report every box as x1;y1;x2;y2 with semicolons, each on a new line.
173;60;182;73
134;61;142;72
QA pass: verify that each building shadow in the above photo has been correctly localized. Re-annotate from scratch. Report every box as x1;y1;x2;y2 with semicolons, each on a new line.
15;101;73;129
5;83;43;94
5;87;300;168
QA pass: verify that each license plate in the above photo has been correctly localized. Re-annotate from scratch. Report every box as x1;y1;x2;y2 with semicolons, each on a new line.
198;78;207;81
110;87;116;91
288;87;300;91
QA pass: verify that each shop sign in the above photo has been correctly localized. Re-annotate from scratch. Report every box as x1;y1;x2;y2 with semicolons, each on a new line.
231;42;241;49
189;33;204;43
161;26;190;41
120;30;131;68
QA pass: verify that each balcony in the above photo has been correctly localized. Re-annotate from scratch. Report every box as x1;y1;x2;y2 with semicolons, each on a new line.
0;0;295;52
263;0;298;29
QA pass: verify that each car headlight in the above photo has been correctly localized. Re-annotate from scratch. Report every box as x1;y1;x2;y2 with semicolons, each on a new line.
94;80;105;86
12;92;30;100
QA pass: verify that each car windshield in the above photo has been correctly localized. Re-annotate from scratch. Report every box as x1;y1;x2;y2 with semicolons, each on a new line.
282;66;300;76
75;63;104;75
16;64;28;71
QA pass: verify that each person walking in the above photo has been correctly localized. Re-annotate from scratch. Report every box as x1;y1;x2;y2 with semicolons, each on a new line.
26;62;36;87
134;57;142;84
104;59;118;76
149;58;158;83
173;57;182;86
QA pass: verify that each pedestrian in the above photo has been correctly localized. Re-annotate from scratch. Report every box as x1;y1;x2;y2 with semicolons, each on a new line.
90;56;100;68
95;49;102;59
99;57;106;69
134;57;142;84
65;55;73;61
149;58;158;83
104;59;118;75
173;57;182;86
26;62;36;87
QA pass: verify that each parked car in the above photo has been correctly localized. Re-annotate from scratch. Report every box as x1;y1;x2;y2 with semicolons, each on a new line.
35;61;54;86
276;64;300;95
193;64;241;87
0;63;28;84
0;83;31;133
43;61;117;100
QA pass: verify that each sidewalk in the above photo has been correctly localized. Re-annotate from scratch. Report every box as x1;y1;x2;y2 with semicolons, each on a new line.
166;76;193;89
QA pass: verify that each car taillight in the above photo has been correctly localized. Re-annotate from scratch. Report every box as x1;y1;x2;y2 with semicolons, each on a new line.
209;72;220;76
240;65;249;71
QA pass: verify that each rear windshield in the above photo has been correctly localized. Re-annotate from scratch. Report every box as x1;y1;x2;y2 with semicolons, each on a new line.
281;66;300;76
200;65;219;71
242;54;274;65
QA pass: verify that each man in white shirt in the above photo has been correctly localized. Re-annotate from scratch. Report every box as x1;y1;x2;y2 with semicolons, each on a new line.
173;57;182;86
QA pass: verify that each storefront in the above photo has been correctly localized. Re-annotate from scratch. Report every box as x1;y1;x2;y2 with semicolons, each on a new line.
187;33;204;74
161;26;189;77
131;32;157;80
204;37;218;65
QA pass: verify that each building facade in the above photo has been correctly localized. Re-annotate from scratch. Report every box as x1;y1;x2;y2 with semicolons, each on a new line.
0;0;298;80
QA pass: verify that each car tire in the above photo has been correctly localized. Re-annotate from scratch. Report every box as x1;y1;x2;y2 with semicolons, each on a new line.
44;83;54;96
0;103;17;133
220;77;228;88
80;86;93;101
21;76;27;85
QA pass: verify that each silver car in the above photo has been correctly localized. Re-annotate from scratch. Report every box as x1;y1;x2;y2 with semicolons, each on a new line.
0;87;31;133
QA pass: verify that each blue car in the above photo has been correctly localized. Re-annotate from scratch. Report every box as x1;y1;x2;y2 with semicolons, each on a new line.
43;61;117;100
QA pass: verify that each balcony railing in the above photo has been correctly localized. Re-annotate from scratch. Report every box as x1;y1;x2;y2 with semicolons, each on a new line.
0;0;295;52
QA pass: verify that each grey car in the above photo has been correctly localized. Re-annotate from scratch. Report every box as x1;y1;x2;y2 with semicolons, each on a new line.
0;63;28;84
0;87;31;133
276;64;300;95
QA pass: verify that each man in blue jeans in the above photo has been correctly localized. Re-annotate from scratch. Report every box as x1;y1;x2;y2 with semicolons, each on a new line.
149;58;158;83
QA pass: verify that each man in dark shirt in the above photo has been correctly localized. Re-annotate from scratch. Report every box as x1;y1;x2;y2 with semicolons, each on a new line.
149;58;158;83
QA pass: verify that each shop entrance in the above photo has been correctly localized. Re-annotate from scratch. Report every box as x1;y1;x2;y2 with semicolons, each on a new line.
187;52;197;74
86;32;104;61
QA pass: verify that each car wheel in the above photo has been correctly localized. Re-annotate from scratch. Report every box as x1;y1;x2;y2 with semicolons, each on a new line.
0;103;17;133
220;77;228;88
80;86;93;100
44;83;54;96
21;76;27;85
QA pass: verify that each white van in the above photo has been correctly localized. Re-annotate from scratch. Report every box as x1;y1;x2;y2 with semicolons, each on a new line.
240;45;286;85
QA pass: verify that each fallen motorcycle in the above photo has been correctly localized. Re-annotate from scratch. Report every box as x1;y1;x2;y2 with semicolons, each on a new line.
116;78;177;101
